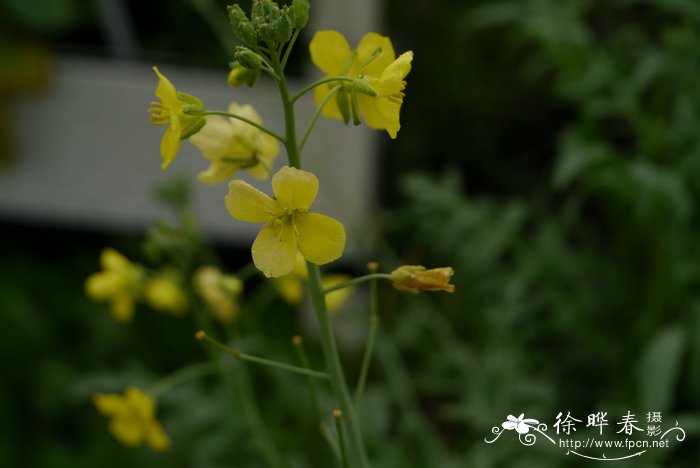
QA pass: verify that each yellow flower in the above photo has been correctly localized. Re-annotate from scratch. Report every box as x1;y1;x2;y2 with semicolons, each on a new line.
225;166;346;278
144;273;188;315
389;265;455;293
189;102;278;184
193;266;244;323
148;66;205;169
93;387;170;451
273;253;353;312
310;30;413;138
85;248;144;322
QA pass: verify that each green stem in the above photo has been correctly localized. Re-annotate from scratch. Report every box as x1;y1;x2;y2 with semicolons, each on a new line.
324;273;391;294
299;85;341;152
291;76;359;103
334;411;350;468
272;56;301;169
354;275;380;407
193;313;285;468
281;29;300;69
149;362;216;398
292;336;323;422
203;111;286;144
200;333;329;380
307;263;371;468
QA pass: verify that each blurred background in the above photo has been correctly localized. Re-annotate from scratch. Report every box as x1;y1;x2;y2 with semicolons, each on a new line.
1;0;700;466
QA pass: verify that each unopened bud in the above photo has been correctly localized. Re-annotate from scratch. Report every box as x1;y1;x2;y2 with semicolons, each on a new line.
291;0;309;29
228;5;257;45
228;62;260;87
235;46;264;70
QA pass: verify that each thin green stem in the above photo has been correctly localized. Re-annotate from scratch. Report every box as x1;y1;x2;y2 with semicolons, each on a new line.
193;312;285;468
281;29;300;69
324;273;391;294
203;111;286;143
292;336;323;422
199;332;329;380
333;411;350;468
354;275;380;407
273;56;301;168
320;422;341;460
291;76;358;103
149;362;216;398
299;85;341;152
307;263;371;468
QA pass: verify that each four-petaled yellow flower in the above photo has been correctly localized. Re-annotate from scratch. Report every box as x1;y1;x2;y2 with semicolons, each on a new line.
85;248;144;322
193;266;244;323
273;253;353;312
225;166;346;278
148;67;206;169
93;386;170;451
389;265;455;293
144;273;188;315
190;102;279;184
310;30;413;138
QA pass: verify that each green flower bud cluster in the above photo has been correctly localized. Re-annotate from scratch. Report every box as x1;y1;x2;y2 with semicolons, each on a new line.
228;0;309;50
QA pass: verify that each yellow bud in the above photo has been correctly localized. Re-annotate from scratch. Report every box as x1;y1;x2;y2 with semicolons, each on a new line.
389;265;455;293
195;330;206;340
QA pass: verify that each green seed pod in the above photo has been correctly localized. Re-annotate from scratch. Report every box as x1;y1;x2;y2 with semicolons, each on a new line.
352;78;378;97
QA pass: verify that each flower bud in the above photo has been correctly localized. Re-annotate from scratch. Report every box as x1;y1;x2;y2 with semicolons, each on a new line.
336;90;351;125
291;0;309;29
228;62;260;87
235;46;264;70
389;265;455;293
228;4;257;45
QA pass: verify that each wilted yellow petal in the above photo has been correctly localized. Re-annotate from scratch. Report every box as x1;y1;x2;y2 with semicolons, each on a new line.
252;219;298;278
310;30;352;76
272;166;319;210
295;212;346;265
225;180;278;223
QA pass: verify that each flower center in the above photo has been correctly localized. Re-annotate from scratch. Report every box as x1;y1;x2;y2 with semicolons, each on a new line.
148;103;171;126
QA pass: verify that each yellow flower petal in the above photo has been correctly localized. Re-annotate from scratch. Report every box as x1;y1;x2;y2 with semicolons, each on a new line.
324;274;353;313
93;393;127;416
273;275;305;304
225;180;278;223
314;84;344;120
252;219;298;278
198;159;242;184
160;124;182;169
310;30;352;76
110;295;135;322
295;212;346;265
376;51;413;96
110;417;144;446
85;271;122;300
272;166;319;210
146;421;170;451
189;115;234;160
356;32;395;77
101;248;130;270
357;93;401;139
153;67;178;108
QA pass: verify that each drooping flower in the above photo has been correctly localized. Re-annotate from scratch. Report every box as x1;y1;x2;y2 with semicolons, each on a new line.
93;386;170;451
273;253;353;312
193;266;244;323
85;248;144;322
144;273;188;315
225;166;346;278
148;67;205;169
189;102;278;184
309;30;413;138
389;265;455;293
